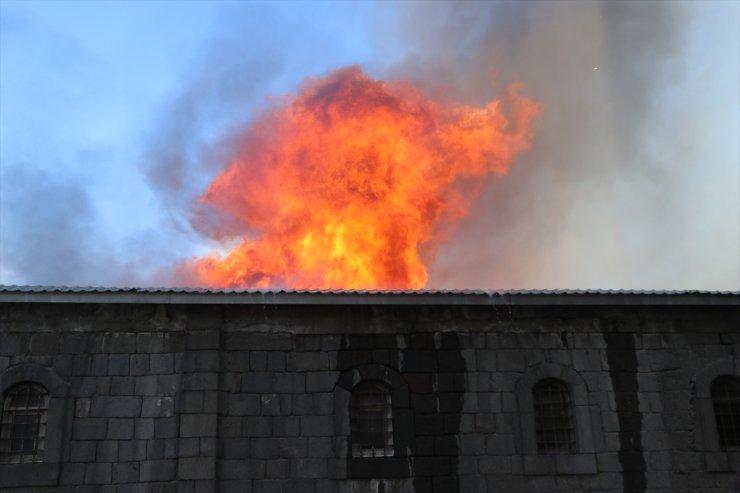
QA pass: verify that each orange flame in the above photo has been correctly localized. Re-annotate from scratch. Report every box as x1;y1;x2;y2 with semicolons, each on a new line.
178;66;539;289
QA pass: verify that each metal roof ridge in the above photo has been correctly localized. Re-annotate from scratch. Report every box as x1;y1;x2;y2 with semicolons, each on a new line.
0;285;738;296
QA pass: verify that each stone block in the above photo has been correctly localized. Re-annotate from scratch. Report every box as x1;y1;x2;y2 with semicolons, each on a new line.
158;374;180;395
284;479;317;493
250;438;281;459
96;440;119;462
112;462;140;483
272;416;301;437
108;354;129;376
71;355;91;375
154;416;180;438
475;414;496;433
118;440;147;462
273;373;305;393
292;394;314;414
140;459;177;481
182;391;205;413
253;479;282;493
266;352;286;371
289;458;327;478
84;462;112;484
243;416;273;437
229;394;261;416
142;396;175;418
107;418;134;439
402;350;437;372
307;437;333;458
91;396;142;418
224;352;250;372
220;459;266;480
137;333;164;353
288;352;330;371
300;416;333;436
242;372;273;393
183;351;220;372
60;462;86;485
29;333;60;355
73;417;108;440
182;372;219;391
71;441;97;462
186;330;220;350
135;418;155;439
265;459;289;478
247;333;292;351
181;414;218;437
130;354;149;375
151;353;175;374
313;393;333;415
249;351;267;370
106;333;136;354
261;393;290;416
110;376;135;395
172;438;195;458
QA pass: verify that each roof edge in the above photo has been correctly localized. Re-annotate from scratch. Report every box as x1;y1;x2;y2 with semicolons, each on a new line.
0;286;738;306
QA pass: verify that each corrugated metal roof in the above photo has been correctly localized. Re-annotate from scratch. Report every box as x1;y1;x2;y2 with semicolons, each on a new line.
0;285;737;296
0;285;737;306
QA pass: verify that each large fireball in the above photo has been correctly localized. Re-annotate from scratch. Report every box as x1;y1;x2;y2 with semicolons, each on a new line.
178;66;539;289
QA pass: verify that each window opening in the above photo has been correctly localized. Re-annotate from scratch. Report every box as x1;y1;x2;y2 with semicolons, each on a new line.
350;381;394;458
533;378;576;453
0;382;49;463
712;375;740;448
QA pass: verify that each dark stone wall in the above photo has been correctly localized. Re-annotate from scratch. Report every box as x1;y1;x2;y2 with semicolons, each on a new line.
0;301;738;492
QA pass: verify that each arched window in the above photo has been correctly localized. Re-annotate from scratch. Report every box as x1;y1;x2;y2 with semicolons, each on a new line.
533;378;576;453
350;381;394;458
0;382;50;464
711;375;740;449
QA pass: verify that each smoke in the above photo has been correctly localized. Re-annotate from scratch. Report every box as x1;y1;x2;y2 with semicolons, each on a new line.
2;1;735;290
0;164;112;286
143;0;738;290
141;2;369;240
384;0;739;290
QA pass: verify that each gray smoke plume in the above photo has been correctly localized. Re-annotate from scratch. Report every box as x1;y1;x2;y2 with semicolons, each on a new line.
384;0;739;290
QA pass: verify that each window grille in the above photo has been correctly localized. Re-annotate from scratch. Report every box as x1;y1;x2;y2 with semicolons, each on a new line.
533;378;576;453
0;382;49;464
711;375;740;448
350;381;394;458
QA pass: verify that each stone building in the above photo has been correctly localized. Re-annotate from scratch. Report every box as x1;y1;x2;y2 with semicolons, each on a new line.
0;286;738;493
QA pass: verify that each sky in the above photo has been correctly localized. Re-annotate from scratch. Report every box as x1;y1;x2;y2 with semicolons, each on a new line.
0;0;738;291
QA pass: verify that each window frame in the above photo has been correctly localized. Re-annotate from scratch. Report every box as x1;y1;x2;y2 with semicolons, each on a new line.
0;382;50;463
695;360;740;473
516;363;599;475
0;364;69;488
350;380;395;458
334;364;414;479
532;378;577;454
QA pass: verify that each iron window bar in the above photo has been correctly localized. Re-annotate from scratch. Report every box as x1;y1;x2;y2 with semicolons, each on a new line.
0;382;50;464
350;381;394;458
712;375;740;449
533;378;576;453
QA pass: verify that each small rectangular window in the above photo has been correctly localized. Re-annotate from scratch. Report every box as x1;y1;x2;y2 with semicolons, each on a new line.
0;383;49;464
350;382;394;458
712;376;740;449
533;378;576;453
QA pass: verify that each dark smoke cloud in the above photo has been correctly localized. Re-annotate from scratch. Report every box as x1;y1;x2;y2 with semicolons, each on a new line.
0;164;182;288
385;0;738;290
0;164;117;286
141;3;360;241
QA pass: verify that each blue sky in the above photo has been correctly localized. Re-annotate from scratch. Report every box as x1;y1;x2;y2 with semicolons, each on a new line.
0;1;738;290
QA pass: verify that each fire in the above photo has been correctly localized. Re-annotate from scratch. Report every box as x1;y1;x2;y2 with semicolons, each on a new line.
178;66;539;289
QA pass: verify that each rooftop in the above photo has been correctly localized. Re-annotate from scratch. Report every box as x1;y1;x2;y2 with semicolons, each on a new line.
0;286;737;306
